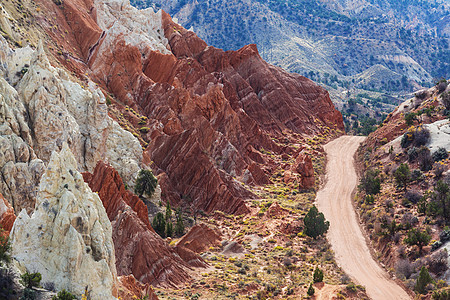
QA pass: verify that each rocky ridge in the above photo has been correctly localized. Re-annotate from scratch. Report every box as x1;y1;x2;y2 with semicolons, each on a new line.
10;144;117;299
83;161;207;287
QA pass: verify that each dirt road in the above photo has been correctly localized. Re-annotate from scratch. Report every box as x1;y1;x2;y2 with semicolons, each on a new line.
316;136;411;300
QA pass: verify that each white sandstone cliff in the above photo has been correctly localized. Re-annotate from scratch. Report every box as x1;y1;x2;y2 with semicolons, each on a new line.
10;144;117;299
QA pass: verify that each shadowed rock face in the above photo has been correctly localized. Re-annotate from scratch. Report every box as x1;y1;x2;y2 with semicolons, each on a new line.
83;161;207;287
35;0;343;216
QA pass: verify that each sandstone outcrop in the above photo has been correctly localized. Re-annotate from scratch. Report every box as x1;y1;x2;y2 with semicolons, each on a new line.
84;161;205;287
176;223;222;254
117;275;158;300
0;193;15;234
291;152;315;189
0;34;143;213
10;144;117;299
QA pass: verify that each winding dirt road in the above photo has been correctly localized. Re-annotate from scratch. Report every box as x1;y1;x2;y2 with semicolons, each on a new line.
316;136;411;300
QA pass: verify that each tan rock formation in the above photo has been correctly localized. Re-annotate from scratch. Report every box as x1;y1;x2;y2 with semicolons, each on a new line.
10;144;117;299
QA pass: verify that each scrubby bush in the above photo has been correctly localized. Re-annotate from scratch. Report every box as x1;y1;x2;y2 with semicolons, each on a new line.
441;91;450;110
51;290;76;300
359;169;381;195
405;112;417;126
412;169;423;181
405;190;423;205
433;289;450;300
20;288;36;300
404;228;431;253
408;147;419;162
303;206;329;239
437;79;448;93
313;267;323;283
307;283;315;296
134;169;158;198
394;163;411;190
20;272;41;289
433;148;449;162
414;127;431;147
415;266;433;294
418;147;433;171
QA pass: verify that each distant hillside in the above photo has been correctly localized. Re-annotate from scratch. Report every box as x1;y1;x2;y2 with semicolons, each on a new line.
132;0;449;132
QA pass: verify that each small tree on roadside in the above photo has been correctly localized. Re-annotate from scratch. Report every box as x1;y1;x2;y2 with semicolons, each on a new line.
359;169;381;195
404;228;431;253
134;169;158;198
313;267;324;283
307;283;315;296
415;266;433;294
304;206;330;239
394;163;411;191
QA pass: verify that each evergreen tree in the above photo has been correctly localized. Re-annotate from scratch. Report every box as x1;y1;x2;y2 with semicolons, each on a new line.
394;163;411;191
20;272;42;289
415;266;433;294
152;212;166;238
313;267;324;283
174;209;185;236
165;202;172;222
134;169;158;197
307;283;315;296
304;205;330;239
404;228;431;253
165;221;173;238
359;169;381;195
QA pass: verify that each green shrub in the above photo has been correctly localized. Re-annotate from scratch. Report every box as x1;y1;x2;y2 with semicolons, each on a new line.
135;169;158;198
433;289;450;300
51;289;76;300
307;283;315;296
394;163;411;191
405;112;417;126
313;267;323;283
303;205;329;239
20;272;41;289
404;228;431;253
415;266;433;294
359;169;381;195
20;288;36;300
152;212;166;238
433;148;449;162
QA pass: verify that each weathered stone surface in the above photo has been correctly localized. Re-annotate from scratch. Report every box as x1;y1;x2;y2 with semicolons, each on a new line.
0;35;142;213
176;223;222;254
291;152;315;189
117;275;158;300
0;193;15;234
84;161;204;287
10;144;117;299
35;0;344;216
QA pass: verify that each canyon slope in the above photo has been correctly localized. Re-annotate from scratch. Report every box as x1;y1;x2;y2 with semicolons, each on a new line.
0;0;350;298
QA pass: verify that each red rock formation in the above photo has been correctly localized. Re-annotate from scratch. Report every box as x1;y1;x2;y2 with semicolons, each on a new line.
37;0;344;216
0;193;16;235
291;153;315;189
176;223;221;254
83;161;206;287
117;275;158;300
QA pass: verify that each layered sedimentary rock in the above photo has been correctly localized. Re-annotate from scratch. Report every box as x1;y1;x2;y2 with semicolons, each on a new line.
291;152;315;189
33;0;343;215
117;275;158;300
84;161;206;287
176;223;222;254
0;34;143;213
10;144;117;299
0;193;15;234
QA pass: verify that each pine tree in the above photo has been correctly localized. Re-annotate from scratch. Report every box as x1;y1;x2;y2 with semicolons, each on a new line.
307;283;315;296
174;209;185;236
134;169;158;197
304;205;330;239
152;212;166;238
415;266;433;294
313;267;324;283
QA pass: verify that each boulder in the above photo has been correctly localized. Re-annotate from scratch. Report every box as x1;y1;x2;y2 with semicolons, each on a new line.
291;152;315;189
